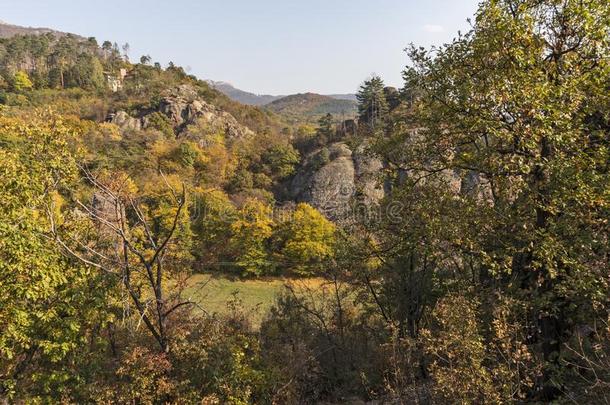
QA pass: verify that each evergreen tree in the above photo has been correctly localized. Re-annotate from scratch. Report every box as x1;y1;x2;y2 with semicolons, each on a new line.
356;75;388;130
67;53;105;89
316;113;334;145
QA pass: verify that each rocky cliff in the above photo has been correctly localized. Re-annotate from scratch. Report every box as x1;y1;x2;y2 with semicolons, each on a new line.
109;85;254;140
289;141;384;222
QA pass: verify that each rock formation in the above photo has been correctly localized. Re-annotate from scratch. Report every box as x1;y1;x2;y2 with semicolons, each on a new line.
109;85;254;139
108;111;142;132
289;141;384;222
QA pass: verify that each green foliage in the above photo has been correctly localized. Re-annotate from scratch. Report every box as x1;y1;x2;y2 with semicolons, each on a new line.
422;294;499;403
310;147;331;170
0;112;111;399
66;53;105;90
316;113;334;145
356;75;388;129
260;142;300;179
1;2;607;402
229;166;255;192
266;93;357;125
0;33;117;92
179;140;201;168
192;189;237;270
371;0;610;400
144;111;175;137
171;304;274;404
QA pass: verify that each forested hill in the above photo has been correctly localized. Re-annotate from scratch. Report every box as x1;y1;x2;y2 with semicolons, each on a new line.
207;80;282;105
208;80;358;106
0;21;77;38
265;92;357;123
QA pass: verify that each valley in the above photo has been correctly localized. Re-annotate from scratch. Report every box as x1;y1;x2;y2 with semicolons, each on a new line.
0;2;608;403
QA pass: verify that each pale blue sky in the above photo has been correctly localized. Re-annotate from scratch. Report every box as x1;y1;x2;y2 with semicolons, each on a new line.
1;0;480;94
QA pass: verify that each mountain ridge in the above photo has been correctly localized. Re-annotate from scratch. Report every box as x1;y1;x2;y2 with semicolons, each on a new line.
0;21;80;39
208;80;357;107
265;92;358;123
207;80;282;106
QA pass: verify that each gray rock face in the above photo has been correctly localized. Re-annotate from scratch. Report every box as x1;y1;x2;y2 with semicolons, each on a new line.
353;142;385;205
110;111;142;132
390;129;494;203
109;85;254;140
460;171;494;203
290;142;384;222
154;86;254;140
159;97;188;126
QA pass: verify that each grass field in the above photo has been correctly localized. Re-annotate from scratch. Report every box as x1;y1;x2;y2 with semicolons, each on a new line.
184;274;325;325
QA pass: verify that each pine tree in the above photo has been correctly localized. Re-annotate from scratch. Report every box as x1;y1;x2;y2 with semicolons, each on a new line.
316;113;334;145
356;75;388;130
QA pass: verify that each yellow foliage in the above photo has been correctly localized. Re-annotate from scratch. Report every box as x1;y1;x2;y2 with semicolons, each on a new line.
280;203;336;276
229;199;274;276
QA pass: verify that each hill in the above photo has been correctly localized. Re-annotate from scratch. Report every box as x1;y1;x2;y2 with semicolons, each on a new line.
265;92;357;123
207;80;282;105
0;20;78;39
327;93;358;102
208;80;358;108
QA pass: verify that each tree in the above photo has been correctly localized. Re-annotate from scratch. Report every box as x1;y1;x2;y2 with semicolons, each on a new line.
316;113;334;145
67;53;105;89
140;54;152;65
53;169;193;354
356;75;388;130
86;36;98;49
11;70;32;91
261;143;300;179
192;189;237;271
279;203;336;276
378;0;610;399
0;112;110;399
229;199;274;277
122;42;130;61
49;36;77;88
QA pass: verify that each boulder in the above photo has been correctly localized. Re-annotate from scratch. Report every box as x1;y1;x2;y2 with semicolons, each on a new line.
109;111;141;132
159;96;188;125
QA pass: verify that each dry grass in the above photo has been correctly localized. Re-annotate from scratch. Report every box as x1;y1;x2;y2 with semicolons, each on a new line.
184;273;325;326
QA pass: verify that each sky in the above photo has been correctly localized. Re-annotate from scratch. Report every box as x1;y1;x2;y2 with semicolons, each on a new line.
0;0;480;95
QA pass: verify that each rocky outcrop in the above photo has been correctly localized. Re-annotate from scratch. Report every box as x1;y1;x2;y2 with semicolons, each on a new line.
353;142;385;205
153;85;254;139
107;85;254;140
109;111;142;132
289;142;384;222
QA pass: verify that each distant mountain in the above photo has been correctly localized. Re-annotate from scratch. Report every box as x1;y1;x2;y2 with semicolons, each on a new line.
207;81;282;106
0;21;78;39
265;93;357;123
208;80;357;107
327;94;358;102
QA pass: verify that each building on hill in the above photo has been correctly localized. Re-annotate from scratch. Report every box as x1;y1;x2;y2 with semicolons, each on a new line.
104;68;128;92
